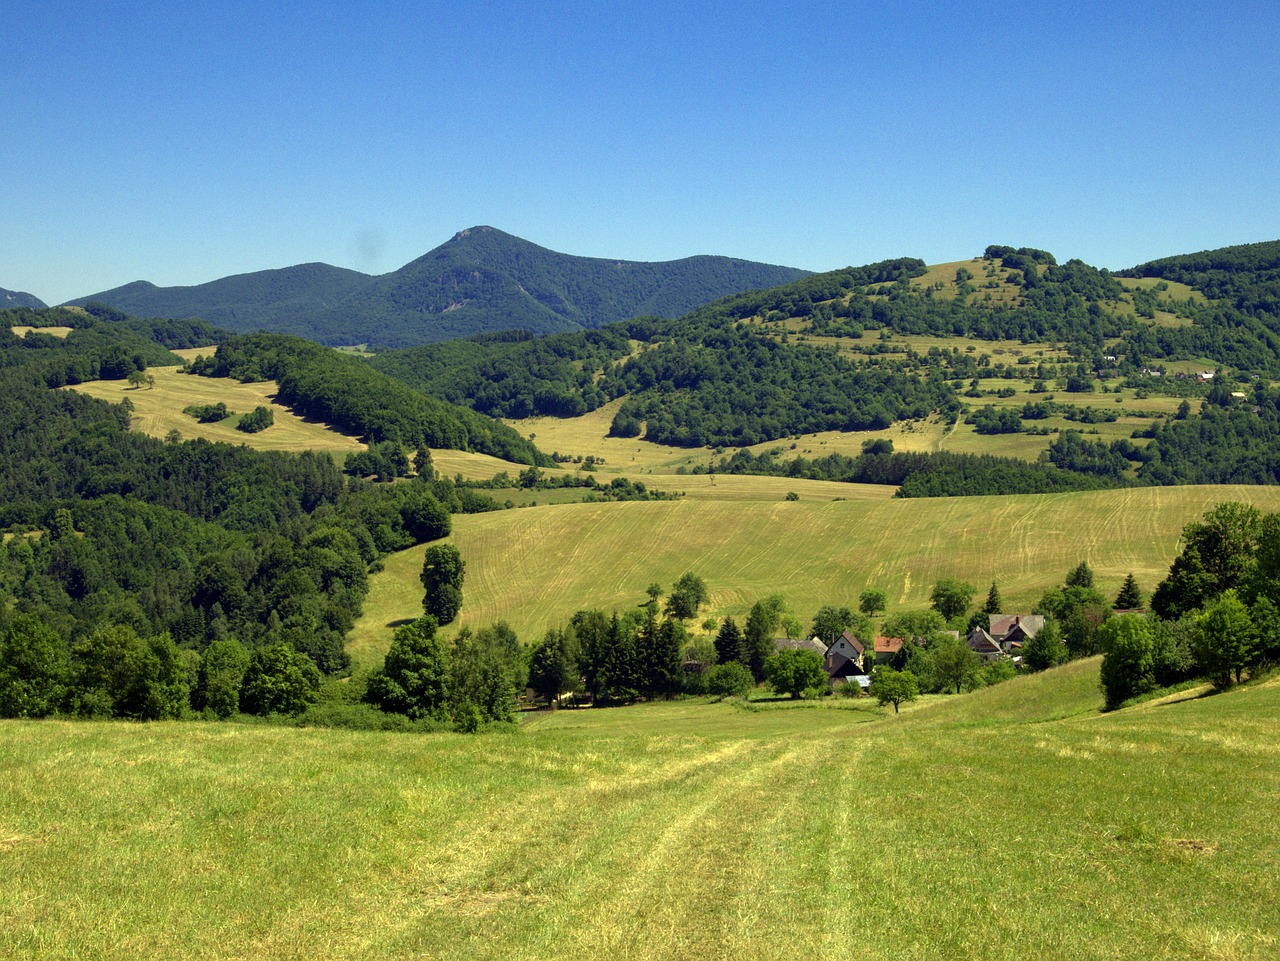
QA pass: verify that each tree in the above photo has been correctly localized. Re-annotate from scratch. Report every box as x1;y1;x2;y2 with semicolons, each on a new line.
983;581;1003;615
449;623;522;724
236;406;275;433
929;635;981;694
0;614;68;718
240;644;321;716
859;588;887;617
1065;561;1095;589
1099;615;1156;709
705;661;754;698
196;638;250;719
126;369;147;389
413;447;435;481
930;579;975;621
714;616;744;664
871;665;918;714
811;605;855;645
69;626;190;720
529;627;577;706
743;595;787;680
1020;618;1066;671
881;609;946;646
367;616;449;718
421;544;465;625
1194;590;1256;688
764;648;827;699
1114;572;1143;610
640;616;685;699
665;572;708;621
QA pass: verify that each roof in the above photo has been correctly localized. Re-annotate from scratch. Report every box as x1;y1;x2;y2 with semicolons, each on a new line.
966;627;1001;654
775;637;827;655
873;635;902;655
837;628;865;655
824;651;861;678
988;613;1045;639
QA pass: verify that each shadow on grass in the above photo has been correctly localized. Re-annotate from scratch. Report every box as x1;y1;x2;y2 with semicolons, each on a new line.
386;617;417;629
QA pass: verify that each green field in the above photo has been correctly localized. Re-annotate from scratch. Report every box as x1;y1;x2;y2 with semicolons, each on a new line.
68;358;366;458
351;485;1280;663
3;662;1277;960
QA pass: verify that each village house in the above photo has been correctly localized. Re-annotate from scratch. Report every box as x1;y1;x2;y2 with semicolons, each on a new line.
822;629;866;687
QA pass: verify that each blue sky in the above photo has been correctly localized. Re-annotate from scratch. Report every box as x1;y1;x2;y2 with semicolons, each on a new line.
4;0;1278;305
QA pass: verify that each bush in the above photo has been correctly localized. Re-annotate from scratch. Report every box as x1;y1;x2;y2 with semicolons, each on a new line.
705;662;754;698
236;406;275;433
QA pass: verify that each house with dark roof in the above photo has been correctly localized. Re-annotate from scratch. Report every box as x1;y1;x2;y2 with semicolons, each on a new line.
989;614;1044;655
966;626;1004;662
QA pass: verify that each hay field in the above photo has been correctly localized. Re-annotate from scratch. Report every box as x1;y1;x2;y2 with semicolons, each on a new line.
352;485;1280;659
2;663;1277;960
67;364;365;457
9;325;73;338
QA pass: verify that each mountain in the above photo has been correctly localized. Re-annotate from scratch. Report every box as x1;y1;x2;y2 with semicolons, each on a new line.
65;227;811;348
1;287;47;309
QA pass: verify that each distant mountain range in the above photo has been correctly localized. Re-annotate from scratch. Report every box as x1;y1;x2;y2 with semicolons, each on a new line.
64;227;811;348
1;287;47;310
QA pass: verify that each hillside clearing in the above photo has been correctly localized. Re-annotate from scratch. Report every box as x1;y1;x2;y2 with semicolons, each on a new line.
67;364;365;457
351;485;1280;662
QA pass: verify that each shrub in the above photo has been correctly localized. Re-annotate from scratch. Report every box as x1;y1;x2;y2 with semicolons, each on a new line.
705;662;754;698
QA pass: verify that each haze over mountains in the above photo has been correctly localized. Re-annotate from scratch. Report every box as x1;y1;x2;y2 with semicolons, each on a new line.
62;226;811;348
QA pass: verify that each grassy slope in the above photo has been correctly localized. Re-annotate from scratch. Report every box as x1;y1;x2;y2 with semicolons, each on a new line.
349;485;1280;666
67;358;366;458
2;665;1277;960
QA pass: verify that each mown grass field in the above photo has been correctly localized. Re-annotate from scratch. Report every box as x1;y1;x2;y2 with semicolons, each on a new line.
9;325;73;338
3;662;1277;960
351;485;1280;663
67;362;366;458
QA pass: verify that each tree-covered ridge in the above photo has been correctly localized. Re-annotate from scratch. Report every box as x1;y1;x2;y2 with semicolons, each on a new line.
67;226;812;348
1;287;47;310
189;333;550;465
0;306;222;386
0;312;514;691
367;326;638;418
602;325;958;447
1120;239;1280;330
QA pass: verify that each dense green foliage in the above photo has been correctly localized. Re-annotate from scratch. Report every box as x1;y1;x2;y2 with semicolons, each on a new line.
69;226;811;348
0;308;497;723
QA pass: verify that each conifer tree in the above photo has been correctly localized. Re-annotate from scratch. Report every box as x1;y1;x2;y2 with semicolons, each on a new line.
1114;572;1144;610
715;616;744;664
983;581;1003;615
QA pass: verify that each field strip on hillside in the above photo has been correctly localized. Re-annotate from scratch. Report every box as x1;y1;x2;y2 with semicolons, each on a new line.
66;364;365;457
350;485;1280;659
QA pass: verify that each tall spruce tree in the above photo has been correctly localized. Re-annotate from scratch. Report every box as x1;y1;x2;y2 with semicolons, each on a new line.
1115;572;1144;610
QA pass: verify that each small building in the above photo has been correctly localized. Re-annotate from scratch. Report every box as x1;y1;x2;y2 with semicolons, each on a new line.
774;637;827;656
873;635;903;663
966;626;1004;662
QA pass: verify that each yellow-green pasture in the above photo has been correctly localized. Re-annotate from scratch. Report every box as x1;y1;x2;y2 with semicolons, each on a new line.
8;325;73;338
352;485;1280;661
511;399;715;474
67;365;366;457
2;663;1277;960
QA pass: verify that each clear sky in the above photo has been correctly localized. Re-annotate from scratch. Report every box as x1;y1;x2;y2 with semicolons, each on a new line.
4;0;1279;305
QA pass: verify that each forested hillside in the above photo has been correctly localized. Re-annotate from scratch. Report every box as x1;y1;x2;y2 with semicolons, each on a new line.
0;307;524;720
66;226;811;348
1;287;47;310
367;240;1280;495
188;333;548;465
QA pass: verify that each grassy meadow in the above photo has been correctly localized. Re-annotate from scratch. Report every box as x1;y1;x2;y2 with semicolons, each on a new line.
350;485;1280;664
68;359;366;458
3;662;1277;960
